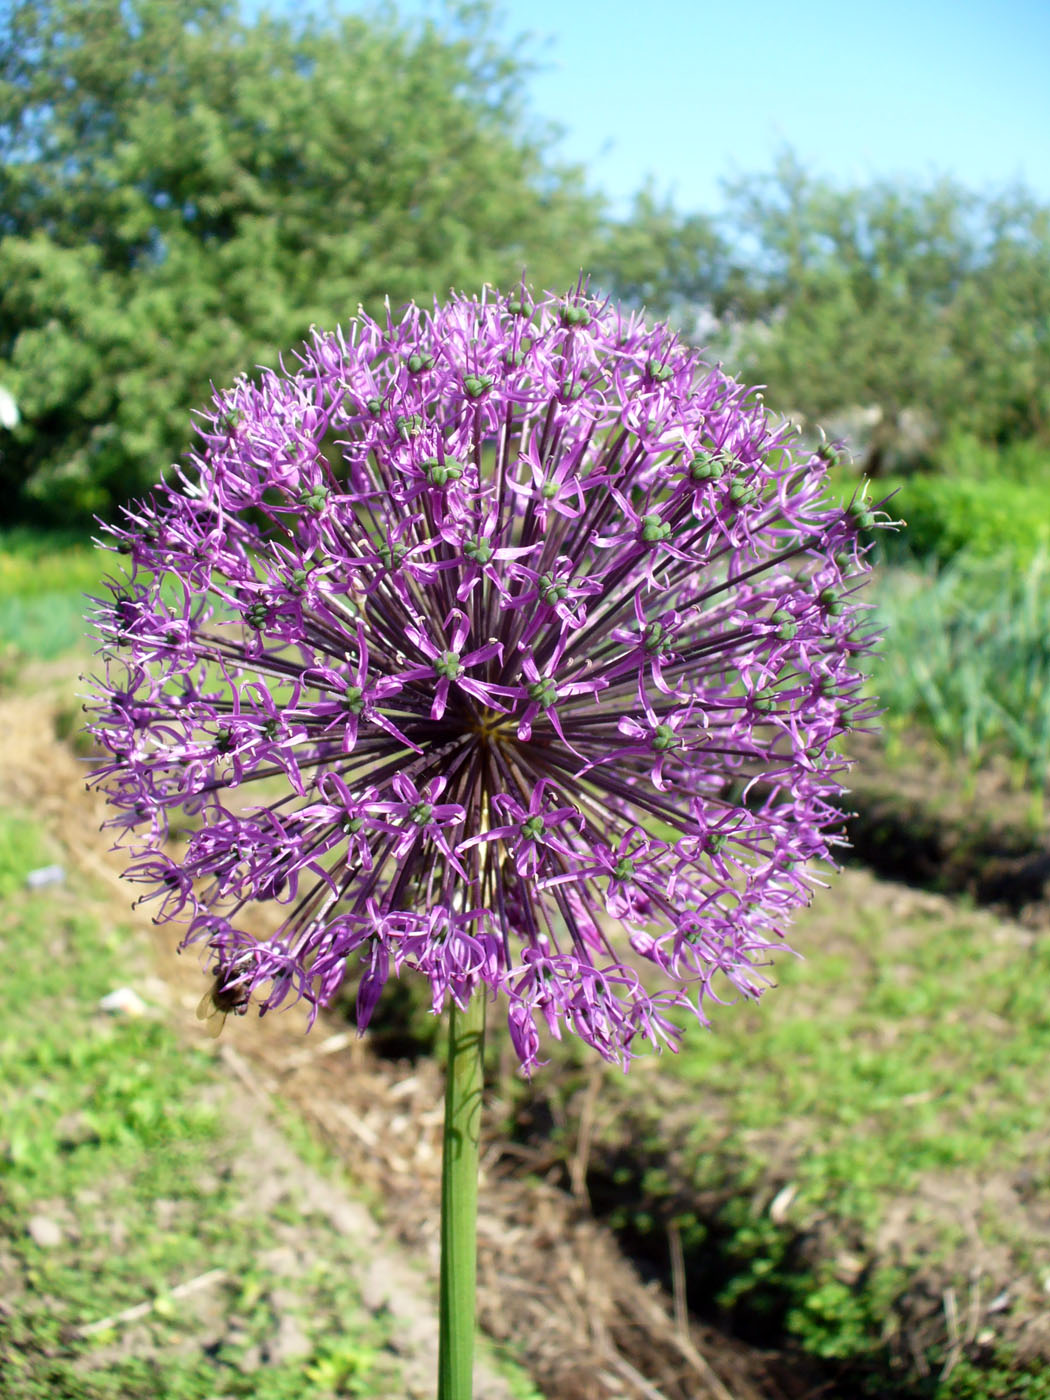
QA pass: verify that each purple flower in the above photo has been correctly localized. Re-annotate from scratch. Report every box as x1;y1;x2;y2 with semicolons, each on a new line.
87;286;885;1073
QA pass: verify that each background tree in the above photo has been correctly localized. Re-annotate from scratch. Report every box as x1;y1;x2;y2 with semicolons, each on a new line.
0;0;605;522
942;190;1050;451
586;182;728;334
716;156;1050;472
595;152;1050;474
717;155;981;473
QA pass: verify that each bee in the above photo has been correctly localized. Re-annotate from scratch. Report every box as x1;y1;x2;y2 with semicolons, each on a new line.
196;971;251;1038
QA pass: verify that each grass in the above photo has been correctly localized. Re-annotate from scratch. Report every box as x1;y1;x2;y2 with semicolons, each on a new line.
669;877;1050;1200
0;529;111;663
519;870;1050;1390
0;807;412;1399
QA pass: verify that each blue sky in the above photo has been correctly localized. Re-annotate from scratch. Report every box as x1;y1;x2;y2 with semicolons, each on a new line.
316;0;1050;216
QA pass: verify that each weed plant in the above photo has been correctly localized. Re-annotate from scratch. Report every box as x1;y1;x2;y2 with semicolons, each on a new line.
867;550;1050;786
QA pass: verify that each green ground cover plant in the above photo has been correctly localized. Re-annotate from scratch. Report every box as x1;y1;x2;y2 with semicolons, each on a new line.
0;807;416;1398
866;550;1050;784
514;870;1050;1392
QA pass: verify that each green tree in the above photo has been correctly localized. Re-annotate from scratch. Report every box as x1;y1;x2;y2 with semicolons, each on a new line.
944;190;1050;450
717;154;1050;471
587;182;727;331
0;0;604;521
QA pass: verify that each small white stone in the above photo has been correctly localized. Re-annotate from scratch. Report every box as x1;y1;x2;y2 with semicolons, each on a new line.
27;1216;63;1249
769;1182;797;1223
25;864;65;890
98;987;148;1017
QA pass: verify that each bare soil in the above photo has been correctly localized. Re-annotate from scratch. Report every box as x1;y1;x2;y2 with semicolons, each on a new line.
843;729;1050;925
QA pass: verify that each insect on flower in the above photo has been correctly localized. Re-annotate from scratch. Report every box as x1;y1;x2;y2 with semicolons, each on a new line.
87;283;887;1075
196;966;252;1038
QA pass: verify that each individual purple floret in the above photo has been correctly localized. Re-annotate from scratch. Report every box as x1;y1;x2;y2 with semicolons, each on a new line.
86;284;886;1073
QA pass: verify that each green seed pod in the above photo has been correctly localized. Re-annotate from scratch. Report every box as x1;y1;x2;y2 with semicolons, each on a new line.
538;574;569;605
646;358;674;383
688;453;725;482
463;374;494;399
434;651;463;680
464;537;494;564
652;724;680;751
528;677;558;709
396;413;423;440
375;540;407;569
424;458;465;487
643;620;672;654
641;513;671;544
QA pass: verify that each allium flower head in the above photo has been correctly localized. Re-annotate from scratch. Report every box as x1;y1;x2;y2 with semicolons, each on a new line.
87;285;883;1073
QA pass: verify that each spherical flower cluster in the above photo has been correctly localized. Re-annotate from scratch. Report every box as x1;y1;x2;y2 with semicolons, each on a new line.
87;286;882;1072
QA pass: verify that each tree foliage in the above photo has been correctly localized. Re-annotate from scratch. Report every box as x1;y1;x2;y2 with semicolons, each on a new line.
586;183;727;333
596;154;1050;473
719;155;1050;470
0;0;604;520
4;0;1045;523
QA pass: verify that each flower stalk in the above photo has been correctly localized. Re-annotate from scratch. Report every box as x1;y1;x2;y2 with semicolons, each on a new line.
438;991;486;1400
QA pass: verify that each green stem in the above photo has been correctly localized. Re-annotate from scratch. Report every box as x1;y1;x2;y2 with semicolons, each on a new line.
437;991;486;1400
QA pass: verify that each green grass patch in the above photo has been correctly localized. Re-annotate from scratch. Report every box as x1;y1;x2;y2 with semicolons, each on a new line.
669;885;1050;1203
509;872;1050;1391
0;529;106;600
0;529;113;664
0;807;409;1399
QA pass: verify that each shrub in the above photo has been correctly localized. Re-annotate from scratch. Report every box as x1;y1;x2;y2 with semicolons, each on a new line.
880;472;1050;567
